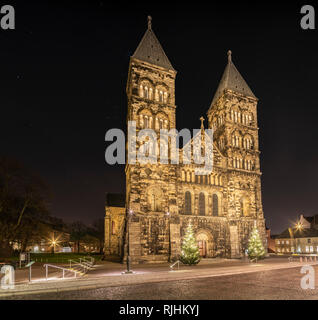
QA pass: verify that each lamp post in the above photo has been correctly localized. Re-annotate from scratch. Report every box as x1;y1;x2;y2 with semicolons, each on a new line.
52;241;56;254
166;212;171;262
124;209;134;274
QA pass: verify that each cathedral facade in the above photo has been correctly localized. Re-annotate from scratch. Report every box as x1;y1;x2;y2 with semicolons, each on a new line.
104;17;267;263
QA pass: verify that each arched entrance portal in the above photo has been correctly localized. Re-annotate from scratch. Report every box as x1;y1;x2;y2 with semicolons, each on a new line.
196;231;213;258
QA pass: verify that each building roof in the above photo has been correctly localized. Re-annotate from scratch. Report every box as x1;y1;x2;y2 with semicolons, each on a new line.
277;227;318;239
302;215;318;224
132;16;174;71
105;193;125;208
209;50;256;109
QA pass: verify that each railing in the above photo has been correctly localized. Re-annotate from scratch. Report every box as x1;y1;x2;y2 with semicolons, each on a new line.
44;264;77;280
170;260;181;271
68;259;90;273
80;257;95;266
69;258;95;273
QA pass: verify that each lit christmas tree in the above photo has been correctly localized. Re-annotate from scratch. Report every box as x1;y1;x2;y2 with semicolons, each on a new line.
247;226;265;260
180;222;200;265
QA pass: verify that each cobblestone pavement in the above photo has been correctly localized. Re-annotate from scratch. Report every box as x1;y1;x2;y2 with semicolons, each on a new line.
2;260;318;300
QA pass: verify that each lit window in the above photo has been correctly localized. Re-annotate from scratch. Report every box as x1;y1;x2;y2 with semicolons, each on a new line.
306;246;309;252
144;86;149;99
159;91;163;102
112;221;116;235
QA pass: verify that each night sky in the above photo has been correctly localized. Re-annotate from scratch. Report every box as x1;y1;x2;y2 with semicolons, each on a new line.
2;1;318;233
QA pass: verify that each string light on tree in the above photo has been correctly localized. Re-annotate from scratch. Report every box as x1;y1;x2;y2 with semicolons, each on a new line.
247;224;265;260
180;222;200;265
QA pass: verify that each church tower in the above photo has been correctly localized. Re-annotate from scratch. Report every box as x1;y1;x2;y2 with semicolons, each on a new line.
105;19;267;263
125;17;178;263
207;51;266;257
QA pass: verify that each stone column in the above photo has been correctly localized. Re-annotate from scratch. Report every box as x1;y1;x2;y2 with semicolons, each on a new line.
104;216;111;255
129;217;142;263
229;221;241;258
170;215;181;261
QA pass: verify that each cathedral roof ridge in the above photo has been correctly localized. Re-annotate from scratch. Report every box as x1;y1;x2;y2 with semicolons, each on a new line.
132;16;175;71
209;50;256;110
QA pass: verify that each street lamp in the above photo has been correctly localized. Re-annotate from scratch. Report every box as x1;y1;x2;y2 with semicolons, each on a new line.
123;209;134;274
166;212;171;262
49;233;60;254
295;222;303;231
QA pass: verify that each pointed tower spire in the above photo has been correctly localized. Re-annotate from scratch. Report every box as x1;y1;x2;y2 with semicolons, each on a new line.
200;116;205;130
209;50;256;109
227;50;232;63
132;16;174;70
147;15;152;30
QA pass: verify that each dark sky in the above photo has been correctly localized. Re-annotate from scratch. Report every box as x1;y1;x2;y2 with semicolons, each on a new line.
1;1;318;233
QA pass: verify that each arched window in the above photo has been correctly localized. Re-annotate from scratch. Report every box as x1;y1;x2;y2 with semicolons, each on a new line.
159;91;163;102
111;221;116;235
212;194;218;216
163;92;168;103
139;85;144;97
199;193;205;216
185;191;192;215
144;86;149;99
151;194;156;211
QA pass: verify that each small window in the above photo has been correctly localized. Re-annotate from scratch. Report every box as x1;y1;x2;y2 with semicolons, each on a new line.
185;191;191;215
212;194;219;216
111;221;116;235
199;193;205;216
159;91;163;103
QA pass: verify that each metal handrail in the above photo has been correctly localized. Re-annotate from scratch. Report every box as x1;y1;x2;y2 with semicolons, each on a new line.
81;257;94;266
79;258;94;267
44;263;77;280
68;259;91;273
170;260;181;271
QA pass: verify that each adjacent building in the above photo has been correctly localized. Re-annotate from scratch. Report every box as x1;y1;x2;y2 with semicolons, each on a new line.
275;214;318;254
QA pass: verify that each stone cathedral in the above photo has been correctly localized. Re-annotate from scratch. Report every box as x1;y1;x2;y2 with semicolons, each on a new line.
105;17;267;263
